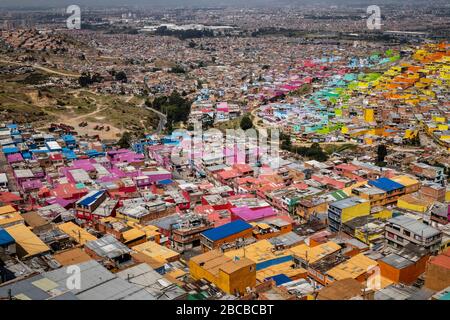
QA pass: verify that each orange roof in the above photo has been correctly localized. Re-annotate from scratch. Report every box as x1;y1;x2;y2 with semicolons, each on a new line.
429;254;450;269
50;183;88;199
233;163;253;174
217;169;240;180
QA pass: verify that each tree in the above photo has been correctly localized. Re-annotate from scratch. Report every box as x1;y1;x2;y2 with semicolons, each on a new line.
78;72;92;87
280;132;292;151
240;114;253;130
118;132;132;149
115;71;127;83
377;144;388;163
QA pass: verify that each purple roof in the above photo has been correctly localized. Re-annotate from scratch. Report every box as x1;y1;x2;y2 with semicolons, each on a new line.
7;153;23;163
22;179;43;190
72;159;96;171
46;197;76;208
231;206;276;222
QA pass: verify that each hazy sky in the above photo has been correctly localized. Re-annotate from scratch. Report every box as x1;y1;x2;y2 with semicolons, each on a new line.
0;0;440;9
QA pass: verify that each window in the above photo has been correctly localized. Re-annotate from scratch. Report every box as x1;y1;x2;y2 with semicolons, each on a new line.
403;230;411;237
387;232;395;239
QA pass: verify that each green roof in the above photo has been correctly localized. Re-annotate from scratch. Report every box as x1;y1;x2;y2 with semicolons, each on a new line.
330;190;348;201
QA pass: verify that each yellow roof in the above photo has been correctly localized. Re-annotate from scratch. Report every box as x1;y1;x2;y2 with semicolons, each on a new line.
342;180;368;196
0;205;17;215
5;224;50;258
132;240;179;263
327;253;378;281
289;241;341;264
127;222;161;238
256;223;271;229
122;228;146;243
224;239;290;264
0;212;24;227
391;175;420;187
256;261;306;282
58;222;97;245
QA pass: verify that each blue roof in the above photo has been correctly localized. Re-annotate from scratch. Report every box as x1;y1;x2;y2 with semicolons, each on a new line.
0;228;15;246
439;291;450;301
2;147;19;154
77;190;105;207
256;255;293;271
368;177;404;192
201;220;252;241
265;274;292;286
6;124;18;129
21;151;32;159
30;148;49;154
63;150;78;160
62;135;76;142
85;150;105;158
158;179;173;185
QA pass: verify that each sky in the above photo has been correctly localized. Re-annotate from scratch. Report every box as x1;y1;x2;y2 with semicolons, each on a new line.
0;0;440;9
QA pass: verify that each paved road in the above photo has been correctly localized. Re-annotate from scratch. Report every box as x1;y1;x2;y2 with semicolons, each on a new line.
145;106;167;134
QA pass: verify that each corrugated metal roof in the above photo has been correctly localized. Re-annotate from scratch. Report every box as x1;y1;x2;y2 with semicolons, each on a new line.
266;273;292;286
77;190;105;207
369;177;405;192
0;227;15;246
201;220;252;241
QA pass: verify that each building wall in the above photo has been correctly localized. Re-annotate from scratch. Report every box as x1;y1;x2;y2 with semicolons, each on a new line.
397;198;428;213
202;228;253;251
341;202;371;224
218;264;256;295
379;255;429;285
424;258;450;291
189;259;256;295
254;224;292;240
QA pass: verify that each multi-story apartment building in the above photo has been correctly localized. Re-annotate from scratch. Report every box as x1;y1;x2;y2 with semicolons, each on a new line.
327;197;371;232
385;215;442;253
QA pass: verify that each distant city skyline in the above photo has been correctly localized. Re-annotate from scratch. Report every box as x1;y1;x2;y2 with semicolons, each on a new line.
0;0;446;9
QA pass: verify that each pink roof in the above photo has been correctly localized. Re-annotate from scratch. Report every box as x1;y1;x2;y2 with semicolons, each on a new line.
22;179;43;190
336;163;360;172
231;206;276;222
7;153;23;163
72;159;96;171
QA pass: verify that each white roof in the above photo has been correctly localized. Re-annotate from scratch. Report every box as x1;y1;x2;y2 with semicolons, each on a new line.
46;140;62;151
0;173;8;183
14;169;34;179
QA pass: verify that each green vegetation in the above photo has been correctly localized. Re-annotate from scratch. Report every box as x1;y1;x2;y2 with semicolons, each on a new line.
280;133;329;162
323;143;358;155
376;144;388;167
289;84;312;97
146;90;191;132
240;114;253;130
78;72;103;87
169;65;187;74
155;26;214;39
118;131;132;148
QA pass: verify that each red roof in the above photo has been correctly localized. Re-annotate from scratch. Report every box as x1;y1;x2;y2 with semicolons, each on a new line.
50;153;63;161
217;169;240;180
429;253;450;269
233;163;253;174
50;183;88;199
0;192;22;203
